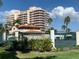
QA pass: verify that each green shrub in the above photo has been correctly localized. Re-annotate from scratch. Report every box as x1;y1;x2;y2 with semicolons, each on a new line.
29;39;53;52
5;38;53;52
75;45;79;49
43;39;53;51
6;37;30;52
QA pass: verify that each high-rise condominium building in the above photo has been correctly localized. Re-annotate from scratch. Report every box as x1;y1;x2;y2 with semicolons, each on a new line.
7;7;50;33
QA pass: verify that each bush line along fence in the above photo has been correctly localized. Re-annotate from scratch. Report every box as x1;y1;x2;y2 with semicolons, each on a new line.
1;30;79;49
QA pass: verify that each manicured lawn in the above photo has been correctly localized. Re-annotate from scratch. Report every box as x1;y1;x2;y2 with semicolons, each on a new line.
0;47;19;59
16;51;55;59
0;47;79;59
54;50;79;59
17;50;79;59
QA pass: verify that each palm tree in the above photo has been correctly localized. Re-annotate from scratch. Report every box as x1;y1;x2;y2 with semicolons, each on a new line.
64;16;70;26
48;18;53;24
0;0;3;33
0;0;3;32
46;18;53;33
0;24;4;33
61;16;71;40
64;16;71;32
62;25;67;32
0;23;8;41
66;28;71;33
13;19;21;26
0;0;2;6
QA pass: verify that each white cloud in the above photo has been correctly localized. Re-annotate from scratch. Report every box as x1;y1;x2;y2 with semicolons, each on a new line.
4;10;20;15
0;12;6;23
0;6;79;23
29;6;43;10
49;6;79;21
0;10;20;23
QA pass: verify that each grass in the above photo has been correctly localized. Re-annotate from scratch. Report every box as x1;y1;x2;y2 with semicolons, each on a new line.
16;51;55;59
0;47;6;53
0;47;19;59
54;50;79;59
0;46;79;59
17;49;79;59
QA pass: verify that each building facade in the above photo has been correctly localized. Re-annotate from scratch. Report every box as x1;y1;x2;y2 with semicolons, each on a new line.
7;7;50;33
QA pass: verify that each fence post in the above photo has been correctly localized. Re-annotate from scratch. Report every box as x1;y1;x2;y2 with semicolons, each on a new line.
3;32;6;41
15;31;19;41
76;31;79;45
50;30;56;48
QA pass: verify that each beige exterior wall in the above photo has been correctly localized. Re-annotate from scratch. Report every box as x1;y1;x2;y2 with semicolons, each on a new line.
76;31;79;45
23;34;49;40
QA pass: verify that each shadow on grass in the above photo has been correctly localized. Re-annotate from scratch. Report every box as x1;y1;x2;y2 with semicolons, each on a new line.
23;55;57;59
6;47;31;54
46;55;57;59
0;51;19;59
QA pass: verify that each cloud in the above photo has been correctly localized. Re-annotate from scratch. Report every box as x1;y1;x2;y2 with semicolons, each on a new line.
0;6;79;23
29;6;43;10
4;10;20;15
0;12;6;23
49;6;79;21
0;10;20;23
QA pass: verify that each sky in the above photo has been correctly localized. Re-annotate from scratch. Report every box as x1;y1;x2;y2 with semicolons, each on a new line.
0;0;79;31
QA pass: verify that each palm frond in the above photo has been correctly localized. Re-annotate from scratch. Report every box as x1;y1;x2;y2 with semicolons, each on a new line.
64;16;70;25
48;18;53;24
